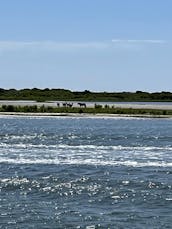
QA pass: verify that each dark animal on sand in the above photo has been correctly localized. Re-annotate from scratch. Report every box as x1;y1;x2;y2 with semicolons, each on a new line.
62;102;73;107
63;102;67;107
78;102;86;108
67;103;73;108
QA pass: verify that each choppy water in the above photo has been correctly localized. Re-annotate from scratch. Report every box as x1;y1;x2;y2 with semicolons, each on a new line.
0;116;172;228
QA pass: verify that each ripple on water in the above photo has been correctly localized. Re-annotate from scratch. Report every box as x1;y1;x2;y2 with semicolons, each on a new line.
0;117;172;227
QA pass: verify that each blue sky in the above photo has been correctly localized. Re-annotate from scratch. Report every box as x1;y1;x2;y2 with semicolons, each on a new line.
0;0;172;92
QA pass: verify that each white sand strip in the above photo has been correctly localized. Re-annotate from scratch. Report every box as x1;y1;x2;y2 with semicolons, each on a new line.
0;100;172;110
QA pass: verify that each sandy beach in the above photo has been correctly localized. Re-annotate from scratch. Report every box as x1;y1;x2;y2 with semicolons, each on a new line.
1;100;172;110
0;112;171;119
0;100;172;118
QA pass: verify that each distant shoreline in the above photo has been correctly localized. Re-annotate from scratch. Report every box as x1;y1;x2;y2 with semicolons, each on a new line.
1;100;172;118
1;100;172;110
0;89;172;103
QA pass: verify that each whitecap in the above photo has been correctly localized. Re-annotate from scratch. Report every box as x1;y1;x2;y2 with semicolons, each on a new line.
0;158;172;167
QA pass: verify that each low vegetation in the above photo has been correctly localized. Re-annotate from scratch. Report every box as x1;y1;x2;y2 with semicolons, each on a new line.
0;104;172;116
0;88;172;102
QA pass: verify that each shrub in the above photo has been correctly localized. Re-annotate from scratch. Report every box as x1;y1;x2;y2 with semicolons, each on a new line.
6;105;15;112
94;104;102;109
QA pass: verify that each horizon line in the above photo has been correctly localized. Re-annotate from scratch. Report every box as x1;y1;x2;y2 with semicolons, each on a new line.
0;87;171;93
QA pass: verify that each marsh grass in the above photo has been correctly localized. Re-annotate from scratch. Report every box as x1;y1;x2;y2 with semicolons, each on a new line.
1;104;172;116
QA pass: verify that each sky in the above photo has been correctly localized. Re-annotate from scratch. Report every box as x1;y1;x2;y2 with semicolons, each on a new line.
0;0;172;92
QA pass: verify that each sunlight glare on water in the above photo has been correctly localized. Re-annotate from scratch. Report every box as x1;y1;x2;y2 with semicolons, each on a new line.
0;116;172;228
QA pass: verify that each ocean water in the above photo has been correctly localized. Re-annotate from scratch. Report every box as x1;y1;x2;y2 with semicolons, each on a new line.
0;116;172;229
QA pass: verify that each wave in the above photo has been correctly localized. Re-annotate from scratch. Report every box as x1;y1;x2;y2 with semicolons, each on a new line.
0;143;172;151
0;157;172;167
0;115;149;120
1;143;171;167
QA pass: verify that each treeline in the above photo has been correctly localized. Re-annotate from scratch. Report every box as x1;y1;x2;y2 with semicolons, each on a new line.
0;104;171;116
0;88;172;102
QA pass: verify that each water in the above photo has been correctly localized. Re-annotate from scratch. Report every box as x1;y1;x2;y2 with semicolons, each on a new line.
0;116;172;228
